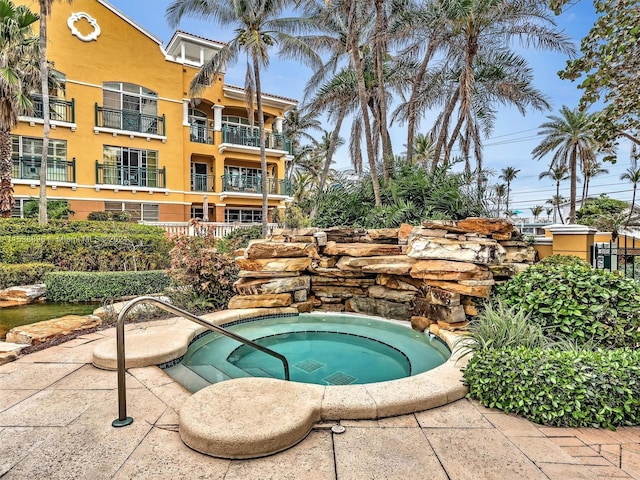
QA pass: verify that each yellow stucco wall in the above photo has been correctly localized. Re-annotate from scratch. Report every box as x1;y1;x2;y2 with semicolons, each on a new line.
12;0;294;222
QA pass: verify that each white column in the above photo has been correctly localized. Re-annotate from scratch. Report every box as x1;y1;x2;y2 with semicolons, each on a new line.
180;43;186;63
199;47;205;65
183;100;190;126
273;117;284;133
213;105;223;131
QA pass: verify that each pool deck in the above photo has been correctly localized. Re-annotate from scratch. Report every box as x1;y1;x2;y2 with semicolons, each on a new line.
0;319;639;479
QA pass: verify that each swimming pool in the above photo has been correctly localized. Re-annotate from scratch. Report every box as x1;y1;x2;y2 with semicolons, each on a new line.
163;313;450;391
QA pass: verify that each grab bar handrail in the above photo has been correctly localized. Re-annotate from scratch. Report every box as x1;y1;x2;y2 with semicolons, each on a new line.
112;296;290;427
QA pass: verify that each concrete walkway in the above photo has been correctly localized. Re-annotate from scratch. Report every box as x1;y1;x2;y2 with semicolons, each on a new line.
0;321;638;479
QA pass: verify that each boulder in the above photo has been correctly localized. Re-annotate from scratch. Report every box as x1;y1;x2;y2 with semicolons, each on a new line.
292;301;314;313
6;315;102;345
502;246;537;263
456;217;514;237
336;255;416;272
423;286;461;307
422;304;466;324
245;241;319;259
424;280;492;298
368;285;417;303
323;242;404;257
238;270;301;278
317;256;336;268
421;220;468;233
236;257;311;272
0;284;46;303
309;265;376;278
234;276;311;295
407;237;505;265
376;274;422;291
362;264;413;275
312;276;376;287
293;290;308;302
410;260;491;280
347;297;411;321
410;316;435;331
437;320;469;331
311;285;367;299
317;303;345;312
227;294;293;309
489;263;530;278
368;228;400;243
324;227;370;243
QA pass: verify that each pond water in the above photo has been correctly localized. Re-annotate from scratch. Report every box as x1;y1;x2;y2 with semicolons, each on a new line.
0;302;98;340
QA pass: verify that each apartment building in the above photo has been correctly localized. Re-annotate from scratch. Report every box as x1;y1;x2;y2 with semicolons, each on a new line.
11;0;295;223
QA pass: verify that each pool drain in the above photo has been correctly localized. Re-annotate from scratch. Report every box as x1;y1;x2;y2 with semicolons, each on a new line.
331;425;346;434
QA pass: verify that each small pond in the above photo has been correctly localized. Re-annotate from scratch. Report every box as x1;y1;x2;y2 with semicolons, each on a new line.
0;302;98;340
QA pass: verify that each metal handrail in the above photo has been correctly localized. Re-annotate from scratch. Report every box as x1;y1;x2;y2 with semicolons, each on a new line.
112;296;290;427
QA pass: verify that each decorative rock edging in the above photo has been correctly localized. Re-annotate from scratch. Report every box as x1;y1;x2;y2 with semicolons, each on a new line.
6;314;103;345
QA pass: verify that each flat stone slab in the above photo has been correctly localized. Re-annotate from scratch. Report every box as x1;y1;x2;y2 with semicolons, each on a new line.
0;342;27;365
179;377;323;459
0;284;46;303
6;315;102;345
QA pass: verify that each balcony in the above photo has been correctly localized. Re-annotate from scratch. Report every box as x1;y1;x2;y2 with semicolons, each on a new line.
189;124;215;144
31;95;75;123
95;104;166;136
191;173;216;192
221;123;292;154
95;161;166;188
222;173;292;196
12;156;76;183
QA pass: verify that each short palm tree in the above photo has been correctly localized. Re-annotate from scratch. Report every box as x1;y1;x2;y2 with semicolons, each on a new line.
493;183;506;217
530;205;544;222
547;195;566;224
581;159;608;204
167;0;319;237
532;106;598;224
620;147;640;225
539;165;569;224
499;166;520;217
0;0;40;218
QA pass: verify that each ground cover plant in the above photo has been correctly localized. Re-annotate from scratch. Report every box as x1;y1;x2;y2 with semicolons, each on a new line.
462;259;640;428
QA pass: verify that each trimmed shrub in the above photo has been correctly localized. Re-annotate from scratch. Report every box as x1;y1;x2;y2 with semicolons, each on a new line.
539;254;590;267
215;225;263;254
0;233;171;271
463;347;640;428
496;262;640;348
0;219;164;236
169;237;239;309
44;270;171;302
0;263;56;289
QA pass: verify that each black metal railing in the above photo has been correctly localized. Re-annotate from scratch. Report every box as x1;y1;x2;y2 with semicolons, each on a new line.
222;173;292;195
95;161;166;188
191;173;216;192
221;123;293;154
12;156;76;183
95;104;165;136
189;124;215;144
592;237;640;280
31;95;75;123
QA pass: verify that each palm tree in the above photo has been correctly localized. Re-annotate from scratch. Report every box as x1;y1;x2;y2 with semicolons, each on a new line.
493;183;506;217
167;0;320;237
532;106;598;224
530;205;544;222
547;195;565;224
545;206;553;222
620;146;640;225
499;166;520;218
539;165;569;224
581;160;608;204
0;0;40;218
411;132;435;168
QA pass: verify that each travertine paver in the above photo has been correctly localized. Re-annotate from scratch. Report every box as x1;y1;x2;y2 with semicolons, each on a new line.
0;320;638;479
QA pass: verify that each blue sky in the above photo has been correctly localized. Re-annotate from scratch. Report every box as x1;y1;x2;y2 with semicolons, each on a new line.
107;0;634;219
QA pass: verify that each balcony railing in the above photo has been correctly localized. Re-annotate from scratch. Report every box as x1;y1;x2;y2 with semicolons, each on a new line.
95;161;166;188
95;104;166;136
221;123;293;154
31;95;75;123
222;174;292;196
191;173;216;192
189;124;215;144
12;156;76;183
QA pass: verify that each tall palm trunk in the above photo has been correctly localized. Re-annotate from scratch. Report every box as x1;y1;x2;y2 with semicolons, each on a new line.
555;180;561;223
432;89;459;172
38;1;49;225
568;148;578;224
373;0;392;183
346;0;381;206
0;129;13;218
628;185;637;225
253;57;268;237
311;109;345;220
405;43;435;163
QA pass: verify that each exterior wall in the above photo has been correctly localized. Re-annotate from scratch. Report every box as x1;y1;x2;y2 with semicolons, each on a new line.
532;241;553;260
12;0;294;222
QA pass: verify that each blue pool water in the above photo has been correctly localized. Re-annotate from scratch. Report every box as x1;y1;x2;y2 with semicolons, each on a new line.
163;313;450;392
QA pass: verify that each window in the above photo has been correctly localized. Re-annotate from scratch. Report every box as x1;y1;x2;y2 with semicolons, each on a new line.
105;202;159;221
224;166;261;191
102;82;158;133
11;136;68;181
225;208;262;223
102;146;159;187
188;108;210;143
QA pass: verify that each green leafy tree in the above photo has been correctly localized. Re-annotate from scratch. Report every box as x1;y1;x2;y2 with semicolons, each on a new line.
532;106;598;224
554;0;640;149
167;0;319;237
0;0;40;218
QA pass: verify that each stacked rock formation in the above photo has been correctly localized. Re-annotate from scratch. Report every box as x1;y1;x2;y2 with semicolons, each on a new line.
228;218;536;331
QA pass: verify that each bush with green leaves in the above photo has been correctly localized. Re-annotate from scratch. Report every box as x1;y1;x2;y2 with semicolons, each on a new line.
0;233;171;271
168;236;239;309
23;199;74;220
0;263;56;289
215;225;263;254
463;347;640;428
539;254;590;267
45;270;171;302
0;219;164;236
496;262;640;348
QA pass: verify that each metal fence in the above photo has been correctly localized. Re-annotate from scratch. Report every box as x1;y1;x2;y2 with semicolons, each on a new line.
592;236;640;280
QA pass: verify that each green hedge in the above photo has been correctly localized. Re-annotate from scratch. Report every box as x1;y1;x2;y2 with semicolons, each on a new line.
0;219;164;236
496;262;640;348
0;263;56;289
0;233;171;271
463;347;640;429
44;270;172;302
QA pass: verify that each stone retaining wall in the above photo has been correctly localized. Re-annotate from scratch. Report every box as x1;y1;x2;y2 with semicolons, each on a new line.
229;218;536;331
